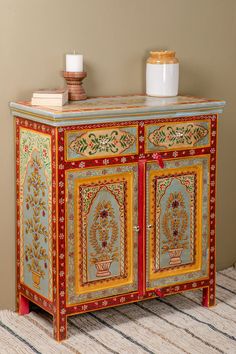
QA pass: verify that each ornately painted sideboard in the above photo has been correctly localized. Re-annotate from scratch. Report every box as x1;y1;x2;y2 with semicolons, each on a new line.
10;95;225;341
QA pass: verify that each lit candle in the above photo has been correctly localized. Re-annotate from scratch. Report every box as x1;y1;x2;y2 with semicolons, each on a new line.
66;53;83;72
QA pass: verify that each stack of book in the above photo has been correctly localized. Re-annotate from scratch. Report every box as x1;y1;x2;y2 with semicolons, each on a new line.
31;88;68;106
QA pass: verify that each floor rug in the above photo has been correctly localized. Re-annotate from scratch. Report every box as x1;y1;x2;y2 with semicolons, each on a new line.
0;267;236;353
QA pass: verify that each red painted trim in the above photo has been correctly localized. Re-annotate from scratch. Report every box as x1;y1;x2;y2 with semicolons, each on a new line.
138;160;146;296
152;153;164;168
65;279;210;315
57;128;67;340
207;115;217;306
15;118;20;313
18;294;30;315
18;284;53;314
202;287;210;307
15;117;55;315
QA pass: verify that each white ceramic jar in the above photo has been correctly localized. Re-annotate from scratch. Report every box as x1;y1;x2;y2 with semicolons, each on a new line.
146;50;179;97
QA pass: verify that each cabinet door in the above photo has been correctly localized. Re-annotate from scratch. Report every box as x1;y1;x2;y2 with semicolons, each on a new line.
146;156;210;290
66;163;138;305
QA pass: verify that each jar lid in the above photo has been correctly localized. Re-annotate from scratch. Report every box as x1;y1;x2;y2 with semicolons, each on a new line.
150;50;175;57
147;50;178;64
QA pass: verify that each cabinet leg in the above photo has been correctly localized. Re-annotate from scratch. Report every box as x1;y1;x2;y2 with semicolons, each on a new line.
202;286;216;307
18;294;30;315
53;313;67;341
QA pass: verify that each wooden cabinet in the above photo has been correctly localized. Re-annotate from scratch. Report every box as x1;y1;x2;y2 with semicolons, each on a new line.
11;95;225;341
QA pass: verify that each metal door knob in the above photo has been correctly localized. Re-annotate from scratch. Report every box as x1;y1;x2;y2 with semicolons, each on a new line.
133;225;140;232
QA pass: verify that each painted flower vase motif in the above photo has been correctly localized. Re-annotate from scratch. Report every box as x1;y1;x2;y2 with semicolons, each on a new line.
168;248;183;265
32;270;41;289
24;153;49;290
90;199;119;278
162;191;189;266
95;259;113;277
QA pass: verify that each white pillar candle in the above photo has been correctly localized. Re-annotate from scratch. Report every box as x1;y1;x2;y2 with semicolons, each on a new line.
66;54;83;72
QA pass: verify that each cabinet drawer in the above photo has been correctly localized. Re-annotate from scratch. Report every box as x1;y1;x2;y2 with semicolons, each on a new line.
65;125;138;161
144;119;211;153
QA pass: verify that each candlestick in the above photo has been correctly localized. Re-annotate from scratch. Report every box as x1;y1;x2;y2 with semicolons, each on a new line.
63;71;87;101
66;54;83;72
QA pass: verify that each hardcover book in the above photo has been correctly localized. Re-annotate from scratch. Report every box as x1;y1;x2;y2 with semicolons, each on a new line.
32;88;68;99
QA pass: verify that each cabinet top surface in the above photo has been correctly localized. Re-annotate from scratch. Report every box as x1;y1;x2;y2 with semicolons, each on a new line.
10;95;225;126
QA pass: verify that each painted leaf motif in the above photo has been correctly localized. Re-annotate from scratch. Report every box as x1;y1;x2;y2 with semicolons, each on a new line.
149;123;208;148
161;191;189;253
24;153;49;278
69;129;135;157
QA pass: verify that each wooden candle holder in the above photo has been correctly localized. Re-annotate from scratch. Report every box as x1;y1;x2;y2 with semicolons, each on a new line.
63;71;87;101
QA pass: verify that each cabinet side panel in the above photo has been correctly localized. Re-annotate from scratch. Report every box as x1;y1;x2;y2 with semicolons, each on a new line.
18;123;53;301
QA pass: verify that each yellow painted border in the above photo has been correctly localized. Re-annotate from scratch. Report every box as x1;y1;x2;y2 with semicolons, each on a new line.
64;124;139;162
144;118;211;154
74;173;134;294
148;163;203;281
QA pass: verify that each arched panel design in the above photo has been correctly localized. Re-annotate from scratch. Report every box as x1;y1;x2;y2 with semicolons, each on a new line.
146;156;210;290
66;164;138;305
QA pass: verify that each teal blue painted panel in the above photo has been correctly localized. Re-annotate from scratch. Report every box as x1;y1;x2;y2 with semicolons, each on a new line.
23;150;50;298
86;188;122;281
158;178;194;270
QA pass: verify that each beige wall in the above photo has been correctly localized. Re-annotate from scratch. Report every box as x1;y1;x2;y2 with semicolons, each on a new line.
0;0;235;310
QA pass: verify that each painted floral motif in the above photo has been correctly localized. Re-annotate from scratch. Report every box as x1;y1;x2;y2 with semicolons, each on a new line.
24;155;49;288
79;181;126;282
19;128;52;300
20;133;51;182
90;200;119;277
153;171;197;272
148;123;209;149
68;129;136;158
162;192;189;265
66;164;138;305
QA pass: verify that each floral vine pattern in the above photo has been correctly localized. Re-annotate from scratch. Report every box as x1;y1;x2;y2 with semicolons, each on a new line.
155;173;196;270
24;155;49;282
148;122;209;150
162;192;189;252
67;127;137;160
19;128;52;299
90;200;119;276
79;182;126;281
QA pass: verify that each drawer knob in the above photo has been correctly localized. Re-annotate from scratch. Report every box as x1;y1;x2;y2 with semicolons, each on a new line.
133;225;140;232
147;224;153;230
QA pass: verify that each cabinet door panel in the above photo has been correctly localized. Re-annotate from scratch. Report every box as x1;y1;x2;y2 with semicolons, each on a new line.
66;164;138;305
146;156;210;290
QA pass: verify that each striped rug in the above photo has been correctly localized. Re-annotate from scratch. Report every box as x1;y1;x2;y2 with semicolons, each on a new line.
0;267;236;354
